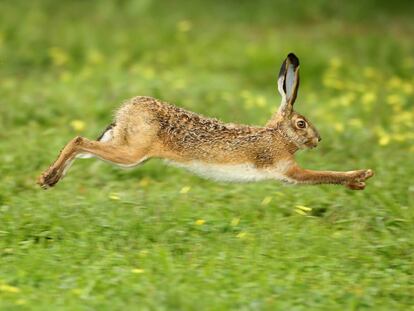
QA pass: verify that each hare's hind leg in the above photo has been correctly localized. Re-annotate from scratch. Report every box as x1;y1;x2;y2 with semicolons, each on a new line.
76;123;116;159
38;134;149;189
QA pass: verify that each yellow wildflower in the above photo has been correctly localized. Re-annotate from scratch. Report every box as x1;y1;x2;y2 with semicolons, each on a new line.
392;134;406;142
342;93;356;107
393;112;413;126
179;186;191;194
131;268;145;274
402;82;413;95
256;96;267;107
387;95;404;113
71;288;82;295
261;196;272;206
138;177;151;187
386;94;402;106
392;105;402;113
230;217;240;226
236;232;247;239
334;123;344;133
0;284;20;293
195;219;205;225
70;120;86;132
48;47;69;66
378;135;390;146
332;80;345;90
296;205;312;212
388;77;402;89
362;92;376;105
109;193;120;200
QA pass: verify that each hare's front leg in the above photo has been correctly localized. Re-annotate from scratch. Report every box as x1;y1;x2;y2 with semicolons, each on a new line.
38;136;148;189
285;165;374;190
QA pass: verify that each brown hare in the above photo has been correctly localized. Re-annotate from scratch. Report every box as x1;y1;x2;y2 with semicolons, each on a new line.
38;53;373;190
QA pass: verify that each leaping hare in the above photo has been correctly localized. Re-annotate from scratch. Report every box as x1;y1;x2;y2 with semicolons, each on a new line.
38;53;374;190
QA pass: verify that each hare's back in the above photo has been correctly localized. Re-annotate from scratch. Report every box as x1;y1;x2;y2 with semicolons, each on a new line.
117;96;280;159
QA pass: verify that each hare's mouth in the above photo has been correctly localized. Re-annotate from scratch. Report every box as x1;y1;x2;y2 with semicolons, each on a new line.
306;138;319;149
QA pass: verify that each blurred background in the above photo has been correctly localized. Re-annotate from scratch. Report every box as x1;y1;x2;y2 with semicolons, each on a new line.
1;1;413;309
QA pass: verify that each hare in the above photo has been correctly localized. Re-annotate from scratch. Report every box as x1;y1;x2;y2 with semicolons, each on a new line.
38;53;373;190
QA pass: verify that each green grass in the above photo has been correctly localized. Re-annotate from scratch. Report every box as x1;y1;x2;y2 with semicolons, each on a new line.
1;1;414;310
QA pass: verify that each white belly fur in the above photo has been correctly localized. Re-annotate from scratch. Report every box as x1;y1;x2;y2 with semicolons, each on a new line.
166;160;292;183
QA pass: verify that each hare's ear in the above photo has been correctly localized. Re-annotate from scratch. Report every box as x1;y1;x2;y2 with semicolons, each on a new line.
277;53;300;115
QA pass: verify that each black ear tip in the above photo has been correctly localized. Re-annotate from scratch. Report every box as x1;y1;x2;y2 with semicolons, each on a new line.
287;53;300;66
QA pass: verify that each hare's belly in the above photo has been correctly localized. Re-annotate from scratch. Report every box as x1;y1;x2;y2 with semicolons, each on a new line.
166;160;287;183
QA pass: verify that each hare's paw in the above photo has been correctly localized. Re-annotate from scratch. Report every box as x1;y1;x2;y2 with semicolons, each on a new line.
37;167;62;189
345;169;374;190
346;181;366;190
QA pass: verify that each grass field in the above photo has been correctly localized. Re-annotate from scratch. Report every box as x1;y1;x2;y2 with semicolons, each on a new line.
1;1;414;310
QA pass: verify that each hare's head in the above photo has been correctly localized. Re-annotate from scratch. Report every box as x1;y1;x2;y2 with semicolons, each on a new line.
268;53;321;149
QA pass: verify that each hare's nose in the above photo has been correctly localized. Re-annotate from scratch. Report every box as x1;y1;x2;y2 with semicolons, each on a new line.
318;136;322;142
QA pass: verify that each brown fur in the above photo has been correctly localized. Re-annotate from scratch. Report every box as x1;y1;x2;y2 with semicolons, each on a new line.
38;53;374;190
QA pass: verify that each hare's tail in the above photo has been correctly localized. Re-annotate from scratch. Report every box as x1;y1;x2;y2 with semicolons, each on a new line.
97;122;116;142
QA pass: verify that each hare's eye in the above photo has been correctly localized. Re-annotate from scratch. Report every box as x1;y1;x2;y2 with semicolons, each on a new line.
297;120;306;129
